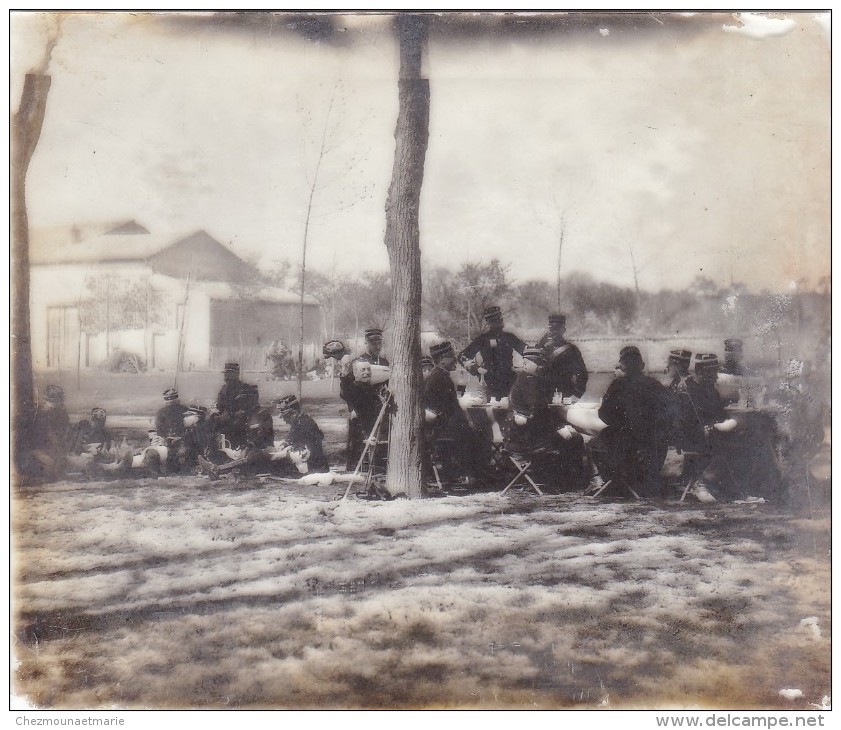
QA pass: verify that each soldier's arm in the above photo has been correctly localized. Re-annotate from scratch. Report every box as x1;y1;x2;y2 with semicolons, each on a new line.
510;333;527;355
572;348;589;397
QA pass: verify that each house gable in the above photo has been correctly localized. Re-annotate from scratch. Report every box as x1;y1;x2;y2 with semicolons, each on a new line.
148;230;260;283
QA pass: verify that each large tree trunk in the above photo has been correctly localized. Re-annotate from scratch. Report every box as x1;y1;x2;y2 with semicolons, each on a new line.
383;15;429;498
12;73;51;476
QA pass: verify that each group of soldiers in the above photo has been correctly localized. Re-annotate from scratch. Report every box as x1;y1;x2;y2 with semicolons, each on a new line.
22;304;823;502
22;362;330;482
333;306;821;502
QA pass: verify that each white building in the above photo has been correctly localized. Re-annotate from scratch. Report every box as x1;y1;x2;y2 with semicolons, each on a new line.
29;222;321;373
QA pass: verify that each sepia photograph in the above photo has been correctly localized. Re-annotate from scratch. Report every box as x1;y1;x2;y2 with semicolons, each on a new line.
10;10;831;714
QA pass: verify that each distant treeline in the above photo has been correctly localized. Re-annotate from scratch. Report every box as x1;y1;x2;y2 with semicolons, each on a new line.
261;259;829;374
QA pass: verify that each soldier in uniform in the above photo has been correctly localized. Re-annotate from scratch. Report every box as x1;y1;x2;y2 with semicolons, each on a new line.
182;404;217;467
506;346;586;491
458;306;526;400
664;349;693;451
340;328;390;471
424;341;487;484
214;362;251;436
25;384;71;480
273;394;330;474
681;353;739;501
69;407;113;456
155;388;189;472
535;314;588;401
420;356;435;380
595;346;673;498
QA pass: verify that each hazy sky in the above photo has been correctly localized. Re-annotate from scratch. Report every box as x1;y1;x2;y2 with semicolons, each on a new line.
12;11;830;293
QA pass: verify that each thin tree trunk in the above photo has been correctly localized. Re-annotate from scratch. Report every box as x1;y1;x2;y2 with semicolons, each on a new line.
384;15;429;498
298;96;335;400
12;72;51;475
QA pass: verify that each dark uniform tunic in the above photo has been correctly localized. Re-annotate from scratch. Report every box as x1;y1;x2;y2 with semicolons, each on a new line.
682;378;727;452
535;333;589;398
597;372;672;497
216;380;251;419
666;374;692;450
340;352;390;471
424;366;486;480
183;418;217;465
505;371;556;453
287;411;329;473
505;370;587;491
30;404;71;464
459;331;526;399
155;402;189;440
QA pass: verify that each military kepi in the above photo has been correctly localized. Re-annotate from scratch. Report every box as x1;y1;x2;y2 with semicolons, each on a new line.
694;353;720;370
163;388;179;401
668;349;692;365
548;313;566;327
224;362;240;373
276;394;300;414
364;328;383;341
430;341;454;360
483;305;503;322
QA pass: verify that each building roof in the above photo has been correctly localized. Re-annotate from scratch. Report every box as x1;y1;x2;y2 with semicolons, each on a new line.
30;222;176;265
30;223;261;284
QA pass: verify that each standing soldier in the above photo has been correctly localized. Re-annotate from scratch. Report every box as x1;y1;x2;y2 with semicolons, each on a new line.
458;305;526;400
535;314;588;401
340;328;390;471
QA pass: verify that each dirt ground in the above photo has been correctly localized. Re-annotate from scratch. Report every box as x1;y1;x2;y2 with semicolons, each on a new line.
11;374;832;710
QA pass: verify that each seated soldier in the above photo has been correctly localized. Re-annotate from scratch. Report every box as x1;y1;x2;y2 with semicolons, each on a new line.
424;341;488;486
69;407;114;457
595;346;673;499
66;407;133;477
505;346;586;492
155;388;189;473
182;404;218;468
680;353;738;502
663;349;693;451
271;394;330;475
200;386;275;479
23;384;71;481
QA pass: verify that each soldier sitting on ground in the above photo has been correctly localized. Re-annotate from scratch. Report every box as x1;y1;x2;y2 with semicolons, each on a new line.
66;407;132;477
200;387;275;479
270;394;330;476
21;384;71;481
154;388;189;473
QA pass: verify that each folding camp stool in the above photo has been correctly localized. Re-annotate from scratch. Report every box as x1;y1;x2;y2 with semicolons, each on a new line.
679;450;707;503
500;451;544;496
